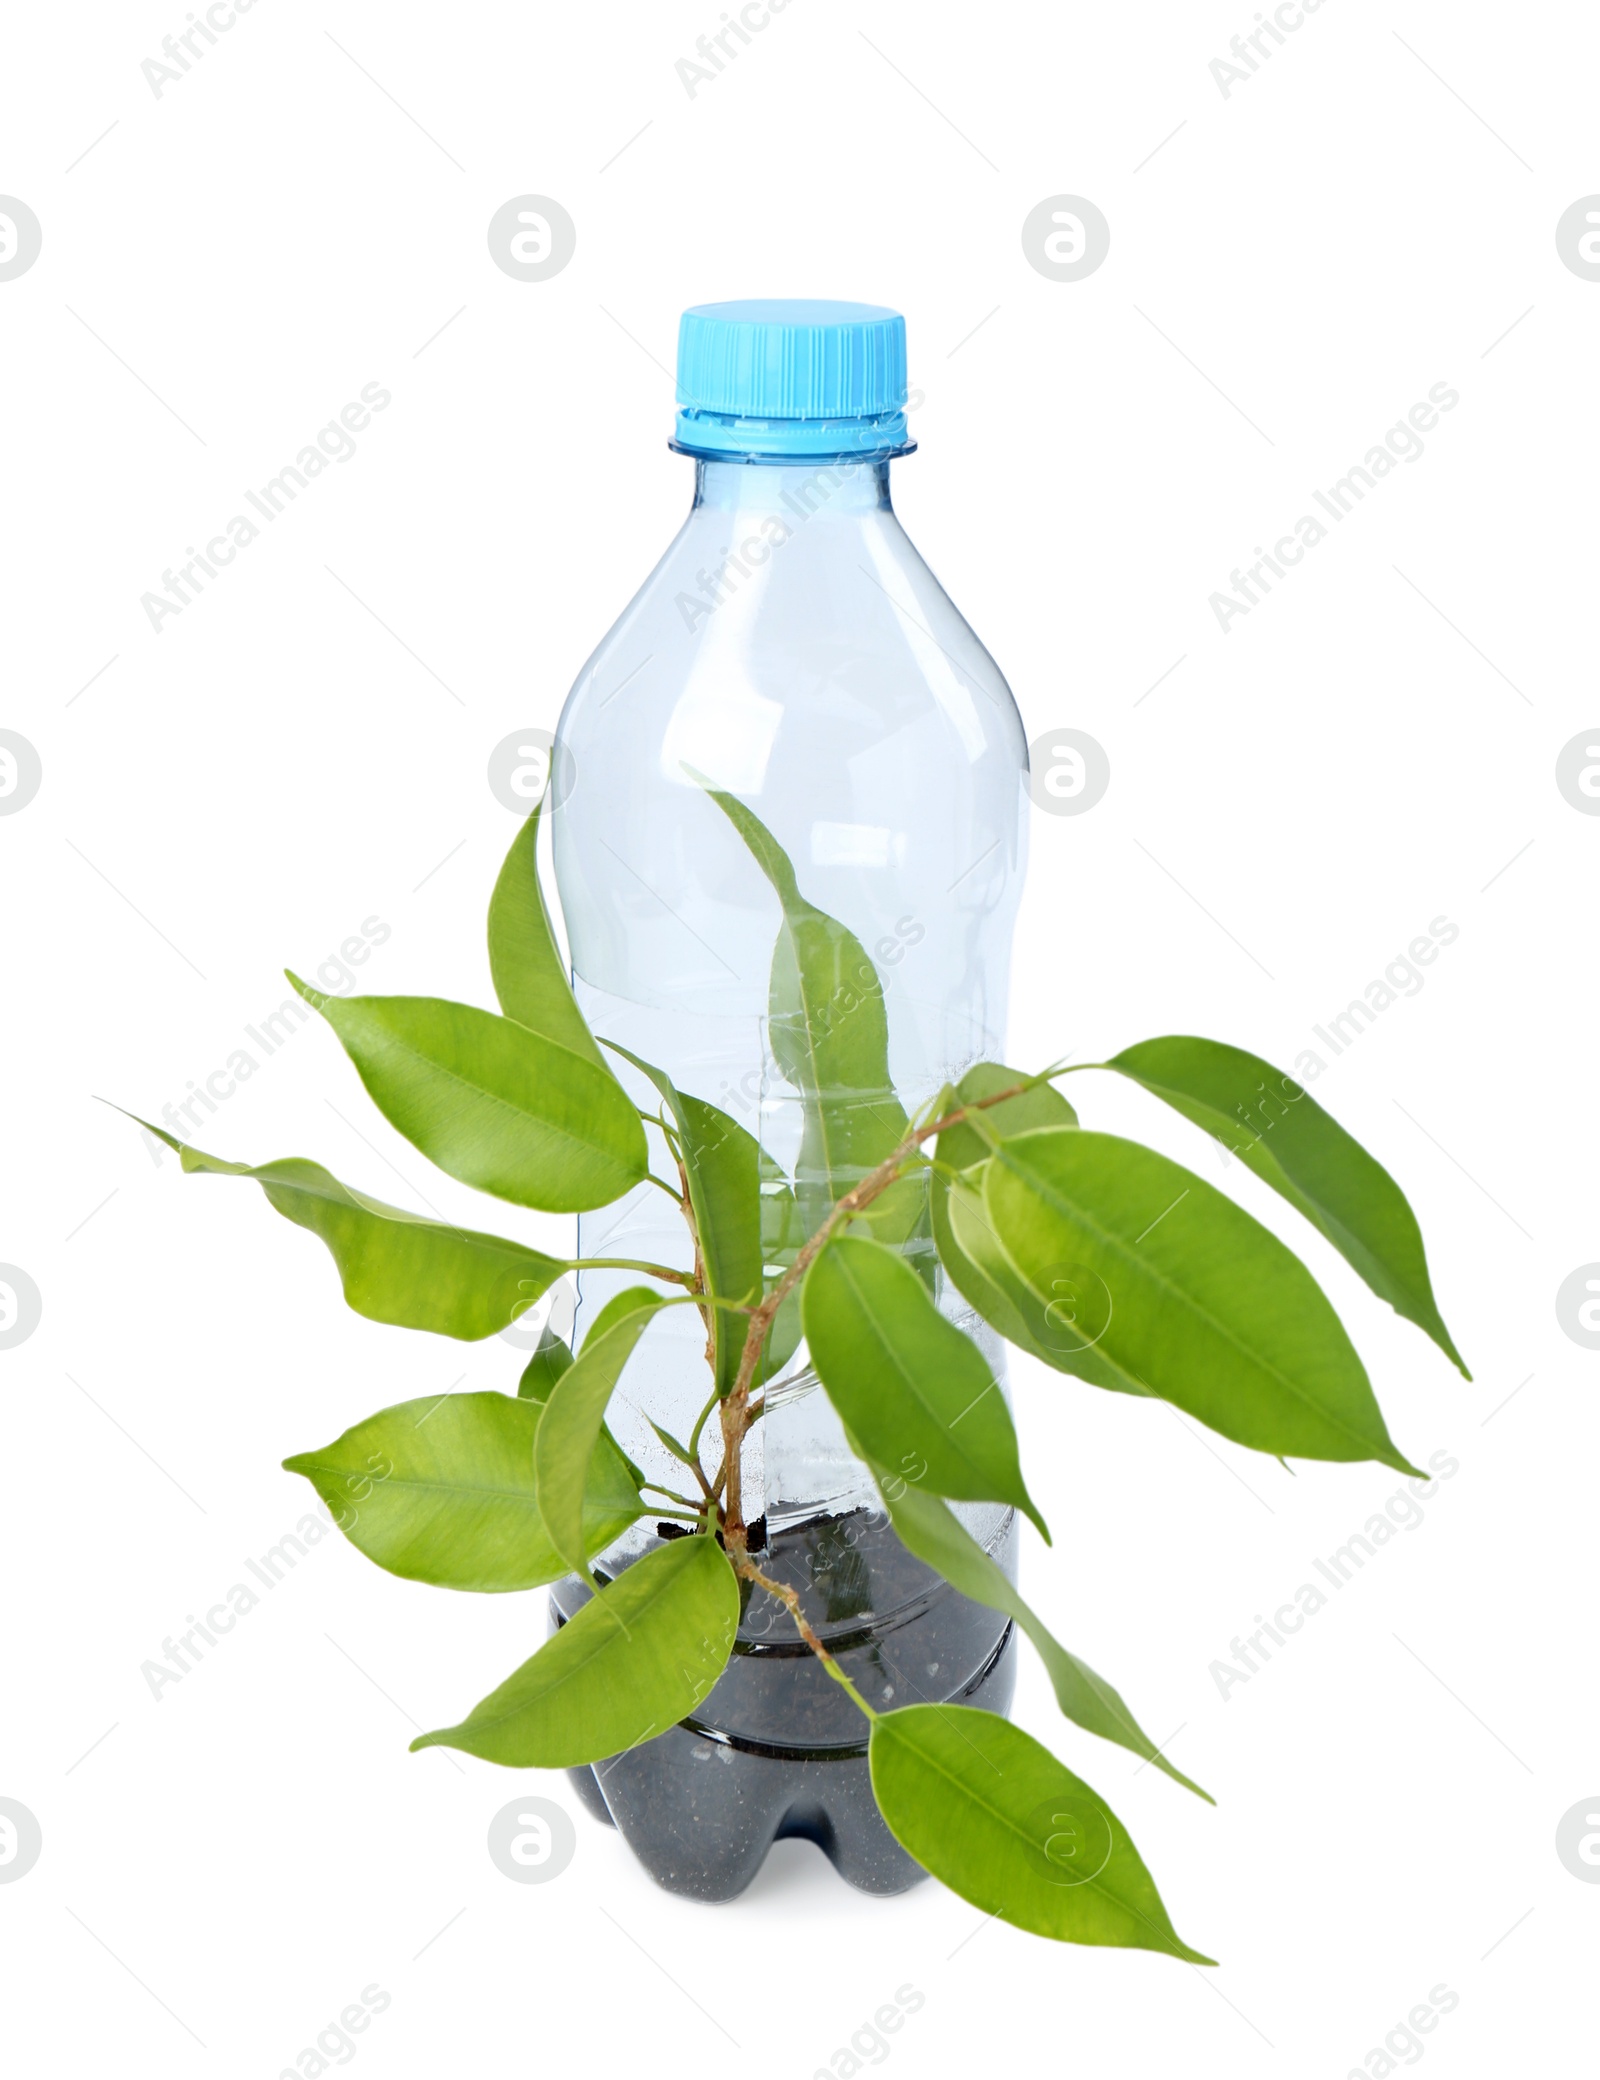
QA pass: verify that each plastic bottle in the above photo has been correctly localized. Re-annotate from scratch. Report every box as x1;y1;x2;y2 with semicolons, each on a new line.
549;300;1029;1899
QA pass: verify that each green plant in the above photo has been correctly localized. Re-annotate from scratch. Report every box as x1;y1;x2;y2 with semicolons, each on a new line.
131;785;1464;1960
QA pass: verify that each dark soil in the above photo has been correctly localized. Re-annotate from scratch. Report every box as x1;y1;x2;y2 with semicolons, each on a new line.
550;1506;1017;1901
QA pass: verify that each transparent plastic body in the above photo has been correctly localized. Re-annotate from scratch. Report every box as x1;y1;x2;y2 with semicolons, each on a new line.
549;450;1029;1894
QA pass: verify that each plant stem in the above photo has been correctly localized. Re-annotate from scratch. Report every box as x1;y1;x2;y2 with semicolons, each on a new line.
686;1385;721;1464
568;1256;696;1289
727;1544;878;1722
639;1484;701;1511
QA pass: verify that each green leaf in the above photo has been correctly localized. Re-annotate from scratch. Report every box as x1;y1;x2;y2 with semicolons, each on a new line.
603;1043;763;1396
130;1117;562;1342
487;803;605;1065
939;1160;1149;1389
803;1235;1048;1539
643;1414;701;1472
517;1329;573;1405
288;978;647;1214
534;1288;669;1579
937;1164;1075;1369
663;1090;764;1389
410;1533;740;1767
931;1065;1078;1358
581;1284;668;1345
985;1128;1421;1475
282;1392;642;1592
518;1324;643;1491
1104;1036;1468;1376
868;1705;1214;1961
864;1470;1208;1800
758;1160;804;1383
936;1061;1078;1173
703;785;910;1231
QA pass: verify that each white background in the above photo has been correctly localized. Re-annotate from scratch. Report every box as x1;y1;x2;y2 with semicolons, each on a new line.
3;1;1596;2074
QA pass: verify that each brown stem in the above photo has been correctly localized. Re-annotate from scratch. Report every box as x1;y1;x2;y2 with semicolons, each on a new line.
726;1541;877;1721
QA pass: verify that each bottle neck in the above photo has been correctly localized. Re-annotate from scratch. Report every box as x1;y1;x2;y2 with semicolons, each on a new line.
691;455;893;521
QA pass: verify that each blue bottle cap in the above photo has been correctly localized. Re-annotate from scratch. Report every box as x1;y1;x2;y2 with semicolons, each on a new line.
673;298;913;462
